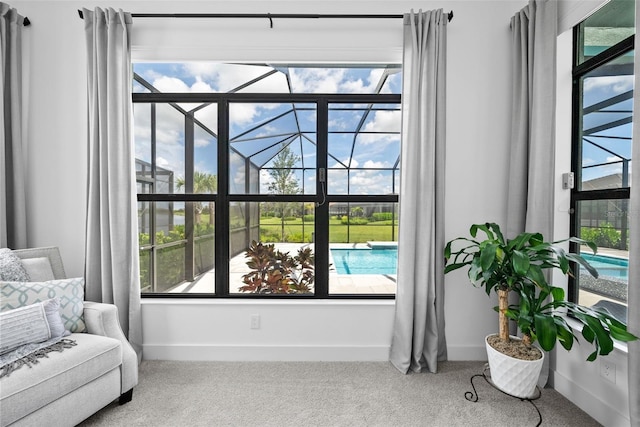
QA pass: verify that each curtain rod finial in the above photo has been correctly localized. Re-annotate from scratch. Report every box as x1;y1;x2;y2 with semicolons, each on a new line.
78;9;84;19
448;11;454;22
23;17;30;26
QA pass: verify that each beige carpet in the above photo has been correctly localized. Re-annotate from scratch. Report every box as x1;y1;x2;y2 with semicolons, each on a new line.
79;360;601;426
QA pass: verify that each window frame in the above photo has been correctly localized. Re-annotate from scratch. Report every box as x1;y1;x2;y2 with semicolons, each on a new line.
134;87;401;299
569;28;634;303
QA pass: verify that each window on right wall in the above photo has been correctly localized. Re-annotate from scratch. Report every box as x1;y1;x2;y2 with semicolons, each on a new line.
570;0;635;323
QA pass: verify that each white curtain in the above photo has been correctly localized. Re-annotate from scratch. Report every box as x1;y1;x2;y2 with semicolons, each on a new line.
507;0;557;387
83;7;142;359
628;4;640;425
0;2;27;249
389;9;448;374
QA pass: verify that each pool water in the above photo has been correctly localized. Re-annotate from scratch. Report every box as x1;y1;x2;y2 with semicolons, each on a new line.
581;253;628;280
331;248;398;275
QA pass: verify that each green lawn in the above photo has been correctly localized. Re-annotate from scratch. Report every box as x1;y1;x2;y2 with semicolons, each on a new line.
259;217;398;243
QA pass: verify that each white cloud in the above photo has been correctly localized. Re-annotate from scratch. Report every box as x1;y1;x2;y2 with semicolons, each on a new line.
156;156;170;169
339;69;385;94
191;77;214;92
584;75;634;95
229;103;260;126
359;110;401;146
362;160;389;169
350;170;393;194
290;68;345;93
152;76;191;92
348;158;359;168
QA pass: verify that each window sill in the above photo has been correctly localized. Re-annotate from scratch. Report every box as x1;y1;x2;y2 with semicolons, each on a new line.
141;298;396;307
564;316;629;355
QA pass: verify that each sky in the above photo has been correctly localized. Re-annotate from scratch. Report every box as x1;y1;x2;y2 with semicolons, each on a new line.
580;58;634;186
133;62;402;196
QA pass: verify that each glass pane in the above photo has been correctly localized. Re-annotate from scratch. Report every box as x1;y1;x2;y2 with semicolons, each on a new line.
133;103;152;165
133;63;401;94
579;51;634;190
138;201;215;294
329;203;398;295
193;118;218;195
289;67;401;94
577;0;635;65
328;104;400;195
576;199;628;322
230;202;315;295
154;103;185;193
139;248;151;293
229;103;316;195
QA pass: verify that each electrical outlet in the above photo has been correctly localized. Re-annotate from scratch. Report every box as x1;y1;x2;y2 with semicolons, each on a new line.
600;360;616;383
250;314;261;330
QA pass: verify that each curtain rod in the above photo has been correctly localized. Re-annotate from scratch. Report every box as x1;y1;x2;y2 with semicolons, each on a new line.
77;10;453;27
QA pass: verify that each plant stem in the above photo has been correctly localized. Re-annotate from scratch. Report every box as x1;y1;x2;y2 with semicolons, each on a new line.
498;288;510;342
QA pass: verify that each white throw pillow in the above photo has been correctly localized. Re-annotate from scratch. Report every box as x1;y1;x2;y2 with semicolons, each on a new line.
0;302;51;355
20;257;56;281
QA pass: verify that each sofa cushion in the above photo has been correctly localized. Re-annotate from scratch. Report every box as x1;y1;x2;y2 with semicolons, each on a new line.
0;248;30;281
20;257;56;281
0;333;122;426
0;277;86;333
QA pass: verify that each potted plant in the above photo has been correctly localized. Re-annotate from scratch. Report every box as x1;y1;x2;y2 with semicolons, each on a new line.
444;222;637;398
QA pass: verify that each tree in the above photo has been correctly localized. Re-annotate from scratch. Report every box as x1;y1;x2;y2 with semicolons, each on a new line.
267;145;300;240
176;171;217;225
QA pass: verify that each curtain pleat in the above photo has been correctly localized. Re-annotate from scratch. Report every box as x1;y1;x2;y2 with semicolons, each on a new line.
0;2;27;249
389;9;447;374
83;7;142;359
507;0;557;387
628;4;640;425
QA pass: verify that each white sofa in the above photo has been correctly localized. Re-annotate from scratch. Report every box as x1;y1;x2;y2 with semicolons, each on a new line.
0;247;138;426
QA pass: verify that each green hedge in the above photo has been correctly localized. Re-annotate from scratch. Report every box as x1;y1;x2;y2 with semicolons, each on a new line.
370;212;394;222
341;216;369;225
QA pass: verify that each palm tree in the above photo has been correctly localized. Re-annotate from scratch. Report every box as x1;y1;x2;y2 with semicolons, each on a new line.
176;171;217;225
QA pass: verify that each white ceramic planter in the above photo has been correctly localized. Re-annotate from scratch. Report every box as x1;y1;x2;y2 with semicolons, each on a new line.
485;334;544;399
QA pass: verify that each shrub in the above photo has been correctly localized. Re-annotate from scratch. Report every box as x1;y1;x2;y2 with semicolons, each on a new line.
239;240;314;294
259;228;282;243
303;215;315;222
371;212;394;222
341;216;368;225
581;222;621;249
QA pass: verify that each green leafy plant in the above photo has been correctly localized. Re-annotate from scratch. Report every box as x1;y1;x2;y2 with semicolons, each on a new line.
580;222;621;249
444;222;637;361
239;240;314;294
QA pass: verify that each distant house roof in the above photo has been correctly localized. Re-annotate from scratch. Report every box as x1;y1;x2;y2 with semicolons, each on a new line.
582;173;632;190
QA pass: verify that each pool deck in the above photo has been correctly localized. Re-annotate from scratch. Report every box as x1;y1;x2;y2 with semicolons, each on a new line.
170;242;397;294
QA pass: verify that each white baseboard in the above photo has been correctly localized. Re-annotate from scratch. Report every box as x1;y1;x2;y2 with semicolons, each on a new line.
144;344;490;363
143;344;392;362
552;370;630;427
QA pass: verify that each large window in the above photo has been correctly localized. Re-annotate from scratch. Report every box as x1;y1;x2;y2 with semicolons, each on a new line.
571;0;634;322
134;64;401;297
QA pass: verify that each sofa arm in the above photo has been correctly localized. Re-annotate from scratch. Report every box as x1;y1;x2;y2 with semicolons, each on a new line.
83;301;138;395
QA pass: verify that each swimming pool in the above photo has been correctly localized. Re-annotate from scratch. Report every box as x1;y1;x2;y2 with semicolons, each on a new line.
331;248;398;275
581;253;628;280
